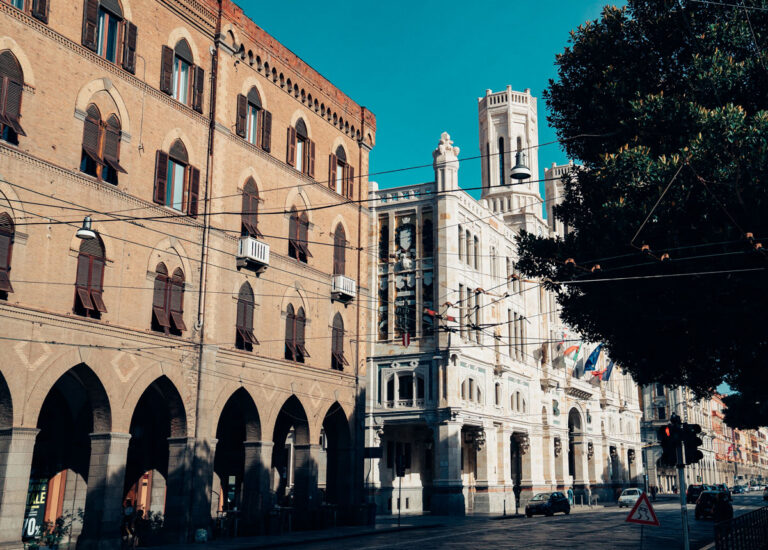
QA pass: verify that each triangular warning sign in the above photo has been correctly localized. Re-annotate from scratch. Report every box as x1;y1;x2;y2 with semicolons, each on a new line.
625;492;660;527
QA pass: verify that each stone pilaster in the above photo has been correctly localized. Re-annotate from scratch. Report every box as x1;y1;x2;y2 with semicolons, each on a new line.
163;437;195;543
242;440;272;531
431;421;464;515
0;428;39;550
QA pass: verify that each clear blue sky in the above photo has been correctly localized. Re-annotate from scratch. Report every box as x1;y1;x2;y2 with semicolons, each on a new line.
237;0;616;198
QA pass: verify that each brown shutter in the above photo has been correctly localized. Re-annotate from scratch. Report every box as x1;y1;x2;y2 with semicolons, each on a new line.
82;117;102;163
82;0;99;51
235;94;247;138
299;214;312;258
153;151;169;205
152;276;171;328
328;153;337;190
169;278;186;332
296;312;310;357
0;232;12;293
285;307;295;358
160;46;174;95
192;66;205;113
75;254;94;310
308;140;316;178
3;79;24;136
103;126;127;173
31;0;49;23
347;165;355;199
187;166;200;217
122;21;138;74
260;110;272;152
286;126;296;166
90;257;107;313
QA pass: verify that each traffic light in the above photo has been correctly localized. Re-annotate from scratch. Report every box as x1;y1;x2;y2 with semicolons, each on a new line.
657;422;682;467
682;423;704;465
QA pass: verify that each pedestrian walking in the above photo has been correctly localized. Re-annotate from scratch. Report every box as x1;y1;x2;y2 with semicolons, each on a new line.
650;485;657;502
121;500;137;550
567;487;574;506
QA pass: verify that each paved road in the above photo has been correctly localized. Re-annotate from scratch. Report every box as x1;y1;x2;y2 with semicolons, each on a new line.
298;494;766;550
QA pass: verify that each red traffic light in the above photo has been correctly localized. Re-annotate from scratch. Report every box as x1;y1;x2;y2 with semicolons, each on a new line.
665;426;671;437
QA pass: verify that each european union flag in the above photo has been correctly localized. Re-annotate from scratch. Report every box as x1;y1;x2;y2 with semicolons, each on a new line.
583;344;603;374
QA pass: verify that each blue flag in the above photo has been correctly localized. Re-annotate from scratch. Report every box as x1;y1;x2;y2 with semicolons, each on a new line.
583;344;603;374
603;360;615;381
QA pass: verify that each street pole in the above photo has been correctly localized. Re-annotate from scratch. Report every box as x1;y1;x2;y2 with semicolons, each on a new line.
677;464;690;550
398;474;402;528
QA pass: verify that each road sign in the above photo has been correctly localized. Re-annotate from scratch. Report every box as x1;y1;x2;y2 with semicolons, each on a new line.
625;492;660;527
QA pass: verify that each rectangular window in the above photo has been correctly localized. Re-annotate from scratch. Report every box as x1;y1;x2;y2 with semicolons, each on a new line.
172;58;190;104
166;160;185;211
246;104;258;145
96;9;119;63
295;139;304;173
657;406;666;420
336;162;344;195
8;0;24;9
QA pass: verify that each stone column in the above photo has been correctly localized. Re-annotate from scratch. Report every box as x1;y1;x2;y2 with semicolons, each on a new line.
293;444;321;511
77;432;131;550
473;428;494;513
0;427;39;550
190;437;216;537
242;441;273;532
163;437;195;543
431;421;464;515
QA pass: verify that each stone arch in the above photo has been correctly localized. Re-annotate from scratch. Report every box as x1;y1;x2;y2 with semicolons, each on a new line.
0;181;22;224
144;236;194;287
284;187;312;224
239;77;267;109
160;128;196;166
271;395;313;507
166;28;201;65
321;401;352;506
221;23;239;52
279;285;308;320
0;37;35;87
329;214;350;243
74;78;131;136
289;110;313;137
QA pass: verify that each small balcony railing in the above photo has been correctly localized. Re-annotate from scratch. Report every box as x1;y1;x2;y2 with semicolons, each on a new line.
236;236;270;270
331;274;356;301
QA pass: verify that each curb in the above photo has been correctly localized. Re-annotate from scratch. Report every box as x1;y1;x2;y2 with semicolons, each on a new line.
241;523;444;549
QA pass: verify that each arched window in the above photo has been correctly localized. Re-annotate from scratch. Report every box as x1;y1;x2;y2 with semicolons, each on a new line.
81;105;126;184
74;235;107;318
5;0;49;22
498;137;505;185
461;380;467;400
235;283;257;351
330;145;354;198
0;51;25;143
285;304;309;363
286;118;314;177
153;139;199;216
333;223;346;275
287;207;310;262
331;312;347;370
82;1;136;71
416;375;425;400
0;212;14;295
465;230;472;266
495;383;501;406
398;373;413;401
236;87;271;151
457;225;463;261
473;235;480;270
468;379;475;402
160;39;204;111
241;178;262;237
386;376;395;403
151;263;185;335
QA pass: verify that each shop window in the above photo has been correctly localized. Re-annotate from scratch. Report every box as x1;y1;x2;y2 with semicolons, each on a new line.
74;236;107;318
153;139;199;216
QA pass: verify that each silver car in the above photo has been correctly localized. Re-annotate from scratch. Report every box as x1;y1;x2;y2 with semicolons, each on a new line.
618;488;643;508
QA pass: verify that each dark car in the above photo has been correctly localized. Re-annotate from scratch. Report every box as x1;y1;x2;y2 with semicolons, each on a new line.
732;485;745;494
696;491;733;521
715;484;732;501
687;484;706;504
525;492;571;517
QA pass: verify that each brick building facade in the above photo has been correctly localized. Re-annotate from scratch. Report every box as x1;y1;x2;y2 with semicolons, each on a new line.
0;0;374;548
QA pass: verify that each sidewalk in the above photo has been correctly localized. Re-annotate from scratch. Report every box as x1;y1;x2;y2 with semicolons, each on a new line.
161;515;444;550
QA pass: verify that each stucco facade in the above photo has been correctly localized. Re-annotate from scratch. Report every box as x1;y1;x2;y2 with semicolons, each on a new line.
0;0;374;548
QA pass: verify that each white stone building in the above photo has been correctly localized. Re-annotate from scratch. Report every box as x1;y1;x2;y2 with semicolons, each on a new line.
363;87;645;516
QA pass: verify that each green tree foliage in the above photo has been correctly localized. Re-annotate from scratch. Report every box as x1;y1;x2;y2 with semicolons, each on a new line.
516;0;768;428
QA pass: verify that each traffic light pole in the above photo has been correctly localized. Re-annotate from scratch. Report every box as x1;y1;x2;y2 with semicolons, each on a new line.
677;445;690;550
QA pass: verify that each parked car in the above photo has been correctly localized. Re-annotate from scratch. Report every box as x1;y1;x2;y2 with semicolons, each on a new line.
687;484;706;504
618;488;643;508
525;492;571;517
763;487;768;501
696;491;733;521
715;484;732;501
732;485;745;494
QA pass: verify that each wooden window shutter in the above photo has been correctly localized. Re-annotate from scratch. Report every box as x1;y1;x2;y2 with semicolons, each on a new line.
187;166;200;217
285;306;295;358
103;123;127;173
328;153;337;190
347;165;355;199
3;79;24;136
82;115;103;164
0;229;12;293
286;126;296;166
261;110;272;152
308;140;316;178
235;94;247;138
299;213;312;258
160;46;174;95
31;0;49;23
82;0;99;51
296;309;309;357
90;257;107;313
333;228;345;275
75;254;94;311
122;21;138;74
152;275;170;328
192;66;205;113
169;276;186;332
153;151;169;205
